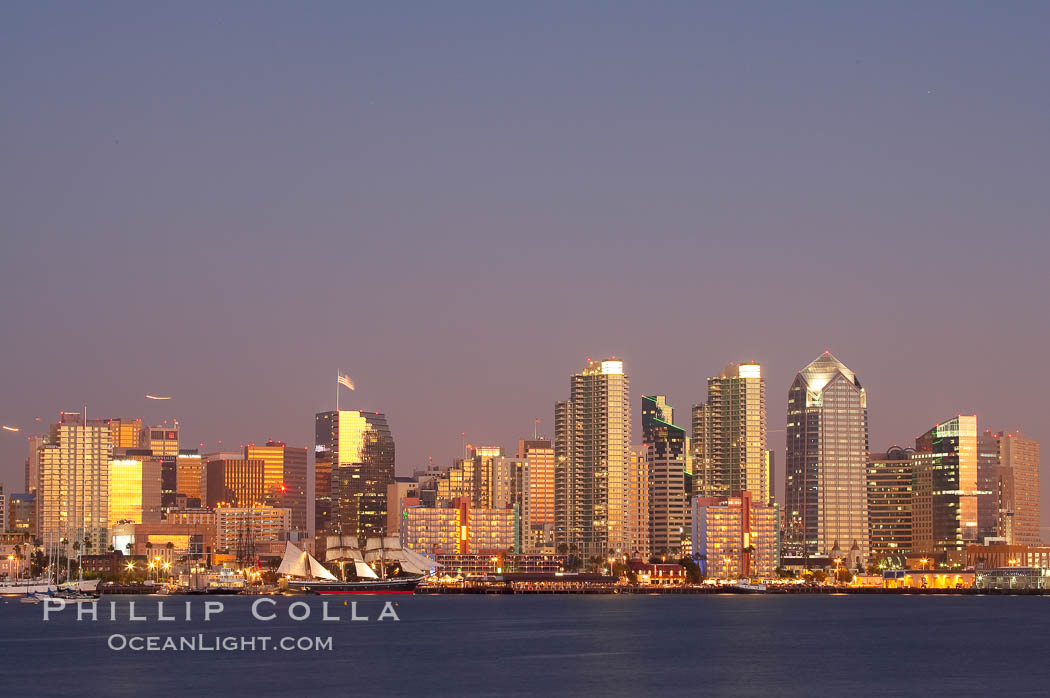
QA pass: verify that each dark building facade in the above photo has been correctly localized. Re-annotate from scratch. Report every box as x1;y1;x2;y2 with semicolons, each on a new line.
867;447;914;562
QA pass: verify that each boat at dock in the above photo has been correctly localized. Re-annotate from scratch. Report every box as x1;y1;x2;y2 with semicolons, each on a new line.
0;578;100;597
278;538;438;594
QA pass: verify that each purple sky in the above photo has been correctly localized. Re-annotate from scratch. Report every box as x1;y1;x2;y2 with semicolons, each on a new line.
2;3;1048;524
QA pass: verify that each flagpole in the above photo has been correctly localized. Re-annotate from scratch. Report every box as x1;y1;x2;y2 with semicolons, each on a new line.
336;371;339;412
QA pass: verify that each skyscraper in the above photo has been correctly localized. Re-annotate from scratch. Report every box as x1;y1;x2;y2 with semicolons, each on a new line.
245;441;308;533
315;410;395;541
911;416;979;555
784;352;869;564
691;362;768;502
37;412;111;555
867;447;914;562
997;430;1041;545
643;395;688;556
519;439;555;552
977;431;1001;543
555;358;630;558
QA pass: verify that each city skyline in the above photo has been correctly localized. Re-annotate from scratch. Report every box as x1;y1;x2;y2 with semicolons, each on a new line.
2;4;1048;530
4;350;1043;522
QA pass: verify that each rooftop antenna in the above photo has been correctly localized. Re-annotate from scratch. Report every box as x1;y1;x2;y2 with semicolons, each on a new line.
534;418;540;440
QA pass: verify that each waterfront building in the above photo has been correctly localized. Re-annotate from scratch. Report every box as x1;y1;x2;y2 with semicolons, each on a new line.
966;542;1050;570
882;569;975;589
38;412;111;555
205;457;265;508
643;396;688;556
7;493;36;536
108;456;162;525
997;431;1041;545
692;492;779;579
975;567;1050;591
112;518;216;563
555;358;630;558
692;362;768;502
214;506;291;557
784;352;869;564
867;447;914;561
436;552;568;576
911;416;980;555
315;410;395;539
402;497;517;555
635;563;688;585
245;441;308;533
103;417;143;450
519;439;556;552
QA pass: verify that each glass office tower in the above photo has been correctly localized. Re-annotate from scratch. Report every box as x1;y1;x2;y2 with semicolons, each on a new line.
784;352;869;566
315;410;395;540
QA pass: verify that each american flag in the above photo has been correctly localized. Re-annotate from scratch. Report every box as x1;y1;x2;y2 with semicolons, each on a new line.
337;370;355;391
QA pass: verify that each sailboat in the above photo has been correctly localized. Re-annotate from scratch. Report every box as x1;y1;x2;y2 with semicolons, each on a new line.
278;538;434;594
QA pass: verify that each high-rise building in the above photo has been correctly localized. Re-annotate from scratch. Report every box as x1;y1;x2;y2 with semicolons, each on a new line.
784;352;869;563
245;441;308;533
25;435;45;494
108;456;162;525
997;431;1041;545
554;358;630;558
693;492;779;579
37;412;112;555
625;446;650;557
176;450;204;502
691;362;768;502
144;425;180;508
204;458;265;508
911;416;979;555
867;447;914;561
977;431;1002;543
643;395;688;557
103;417;143;450
145;424;180;457
315;410;395;540
519;439;556;552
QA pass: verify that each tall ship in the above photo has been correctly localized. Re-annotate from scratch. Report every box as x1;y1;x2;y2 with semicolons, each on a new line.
278;537;439;594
